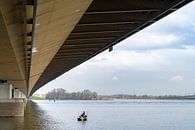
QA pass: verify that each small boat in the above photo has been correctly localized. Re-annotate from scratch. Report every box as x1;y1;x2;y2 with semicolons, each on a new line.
77;115;87;121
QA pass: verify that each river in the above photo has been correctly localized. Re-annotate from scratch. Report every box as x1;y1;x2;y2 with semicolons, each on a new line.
0;100;195;130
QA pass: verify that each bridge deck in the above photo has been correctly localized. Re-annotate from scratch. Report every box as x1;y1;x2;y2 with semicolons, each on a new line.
30;0;193;94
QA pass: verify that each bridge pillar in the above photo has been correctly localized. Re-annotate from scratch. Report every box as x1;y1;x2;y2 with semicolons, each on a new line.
0;82;26;117
13;88;26;98
0;83;12;98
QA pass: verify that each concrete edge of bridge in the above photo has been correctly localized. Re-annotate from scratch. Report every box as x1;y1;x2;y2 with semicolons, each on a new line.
0;83;27;117
0;99;26;117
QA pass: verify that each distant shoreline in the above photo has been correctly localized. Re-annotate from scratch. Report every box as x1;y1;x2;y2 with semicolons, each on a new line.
33;88;195;101
32;97;195;100
98;98;195;100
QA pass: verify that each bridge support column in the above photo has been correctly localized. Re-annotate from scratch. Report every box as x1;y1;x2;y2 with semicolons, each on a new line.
0;83;26;117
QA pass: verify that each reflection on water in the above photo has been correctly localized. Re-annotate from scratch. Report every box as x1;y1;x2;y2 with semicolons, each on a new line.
0;100;195;130
0;101;57;130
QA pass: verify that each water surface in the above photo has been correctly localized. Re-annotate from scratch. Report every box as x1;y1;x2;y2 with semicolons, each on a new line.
0;100;195;130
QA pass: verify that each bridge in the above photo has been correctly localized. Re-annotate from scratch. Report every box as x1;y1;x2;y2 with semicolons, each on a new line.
0;0;193;116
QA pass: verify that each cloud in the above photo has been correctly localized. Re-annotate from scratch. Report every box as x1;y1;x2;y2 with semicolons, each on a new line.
119;32;182;50
145;1;195;33
151;10;191;31
88;50;168;71
112;75;118;81
117;1;195;51
170;75;184;82
192;23;195;32
89;43;195;71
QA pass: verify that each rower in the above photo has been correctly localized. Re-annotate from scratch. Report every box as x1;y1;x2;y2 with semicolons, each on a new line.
81;111;86;117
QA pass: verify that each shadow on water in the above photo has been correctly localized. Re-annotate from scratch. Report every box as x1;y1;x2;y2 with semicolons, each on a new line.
0;100;57;130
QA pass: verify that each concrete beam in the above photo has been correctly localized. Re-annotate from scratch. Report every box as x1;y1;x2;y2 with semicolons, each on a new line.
0;1;28;95
28;0;93;95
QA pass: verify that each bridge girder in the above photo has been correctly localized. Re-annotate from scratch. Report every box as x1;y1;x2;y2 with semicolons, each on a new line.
0;0;193;96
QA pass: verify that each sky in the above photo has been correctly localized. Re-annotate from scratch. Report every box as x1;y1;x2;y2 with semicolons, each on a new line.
35;1;195;96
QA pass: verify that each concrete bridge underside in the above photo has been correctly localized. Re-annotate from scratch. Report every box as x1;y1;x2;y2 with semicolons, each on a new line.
0;0;193;96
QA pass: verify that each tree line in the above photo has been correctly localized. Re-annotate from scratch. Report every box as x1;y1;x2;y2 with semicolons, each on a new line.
45;88;98;100
99;94;195;100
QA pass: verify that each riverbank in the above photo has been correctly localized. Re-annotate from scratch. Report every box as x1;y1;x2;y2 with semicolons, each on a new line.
32;97;195;101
